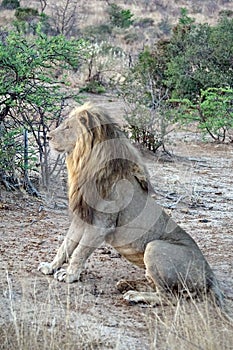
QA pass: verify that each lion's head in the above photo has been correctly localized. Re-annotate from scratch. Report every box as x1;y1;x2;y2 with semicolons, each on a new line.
48;102;151;223
48;113;81;154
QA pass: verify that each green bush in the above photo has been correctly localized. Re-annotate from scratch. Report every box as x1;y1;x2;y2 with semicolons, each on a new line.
165;13;233;100
172;88;233;142
158;17;172;35
0;24;89;191
15;7;39;22
119;48;171;152
134;17;154;28
81;24;112;42
123;31;139;44
0;125;38;191
80;80;106;94
1;0;20;10
219;9;233;17
108;4;134;28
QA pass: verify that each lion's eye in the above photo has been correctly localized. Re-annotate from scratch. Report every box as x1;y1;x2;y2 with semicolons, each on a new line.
64;125;70;130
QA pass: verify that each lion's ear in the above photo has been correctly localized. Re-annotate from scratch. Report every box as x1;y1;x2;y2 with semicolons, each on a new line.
79;112;88;126
79;110;95;130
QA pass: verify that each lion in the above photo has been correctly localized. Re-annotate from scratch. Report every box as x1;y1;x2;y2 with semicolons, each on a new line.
38;102;224;307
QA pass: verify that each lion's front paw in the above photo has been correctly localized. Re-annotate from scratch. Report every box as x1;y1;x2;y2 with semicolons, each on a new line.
54;268;67;282
54;269;79;283
38;262;54;275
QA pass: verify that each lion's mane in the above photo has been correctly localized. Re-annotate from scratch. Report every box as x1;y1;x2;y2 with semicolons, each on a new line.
65;103;151;223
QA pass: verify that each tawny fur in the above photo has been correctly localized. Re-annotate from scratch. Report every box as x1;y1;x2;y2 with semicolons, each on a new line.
38;102;224;308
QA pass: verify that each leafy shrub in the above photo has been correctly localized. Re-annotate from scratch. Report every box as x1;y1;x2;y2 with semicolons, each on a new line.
0;125;38;191
119;10;233;148
1;0;20;10
15;7;39;21
123;31;139;44
82;41;127;93
171;88;233;142
80;80;106;94
108;4;134;28
134;17;154;28
81;24;112;42
0;24;89;191
158;17;172;35
219;9;233;17
119;49;172;152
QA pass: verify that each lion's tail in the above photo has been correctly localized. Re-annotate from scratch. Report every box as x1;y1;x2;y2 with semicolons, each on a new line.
209;276;233;325
209;275;225;308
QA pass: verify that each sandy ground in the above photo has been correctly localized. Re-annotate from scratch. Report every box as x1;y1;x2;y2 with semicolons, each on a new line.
0;97;233;349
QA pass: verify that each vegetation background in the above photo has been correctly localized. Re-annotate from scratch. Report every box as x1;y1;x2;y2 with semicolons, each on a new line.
0;0;232;192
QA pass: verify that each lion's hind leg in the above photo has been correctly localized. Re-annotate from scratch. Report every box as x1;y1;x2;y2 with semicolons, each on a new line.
142;240;211;303
123;239;213;306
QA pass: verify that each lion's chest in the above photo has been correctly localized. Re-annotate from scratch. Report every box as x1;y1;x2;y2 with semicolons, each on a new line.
116;246;145;268
105;230;145;268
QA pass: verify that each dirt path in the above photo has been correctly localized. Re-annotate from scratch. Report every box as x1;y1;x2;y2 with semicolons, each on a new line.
0;96;233;349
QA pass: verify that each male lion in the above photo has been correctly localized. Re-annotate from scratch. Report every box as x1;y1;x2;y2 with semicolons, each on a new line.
38;102;223;307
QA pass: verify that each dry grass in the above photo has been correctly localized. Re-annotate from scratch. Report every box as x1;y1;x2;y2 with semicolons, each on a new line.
0;273;114;350
146;299;233;350
1;271;232;350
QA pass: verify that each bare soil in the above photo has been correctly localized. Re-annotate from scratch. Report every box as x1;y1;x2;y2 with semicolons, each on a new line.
0;97;233;349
